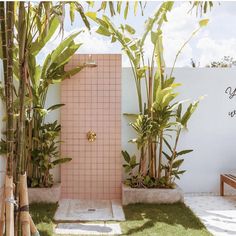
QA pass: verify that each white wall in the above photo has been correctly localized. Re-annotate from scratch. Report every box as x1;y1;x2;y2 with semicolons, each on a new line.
122;68;236;194
45;84;61;183
1;67;236;194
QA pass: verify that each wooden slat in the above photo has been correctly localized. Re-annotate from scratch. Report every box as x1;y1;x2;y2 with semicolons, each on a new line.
220;174;236;196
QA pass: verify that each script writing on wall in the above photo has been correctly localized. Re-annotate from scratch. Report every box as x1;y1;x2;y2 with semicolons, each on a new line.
225;86;236;117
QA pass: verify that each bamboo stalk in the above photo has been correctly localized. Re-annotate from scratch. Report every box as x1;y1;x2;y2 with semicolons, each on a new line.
5;175;14;236
0;2;8;98
6;1;15;177
15;3;28;235
0;188;5;236
19;174;30;236
29;216;39;236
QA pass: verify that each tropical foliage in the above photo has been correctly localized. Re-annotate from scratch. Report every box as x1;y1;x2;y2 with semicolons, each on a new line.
0;3;87;188
88;1;209;188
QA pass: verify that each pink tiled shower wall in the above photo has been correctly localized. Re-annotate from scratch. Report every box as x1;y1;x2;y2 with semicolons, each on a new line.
60;54;122;200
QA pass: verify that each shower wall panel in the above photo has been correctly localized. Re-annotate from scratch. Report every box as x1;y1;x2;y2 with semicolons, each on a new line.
60;54;121;200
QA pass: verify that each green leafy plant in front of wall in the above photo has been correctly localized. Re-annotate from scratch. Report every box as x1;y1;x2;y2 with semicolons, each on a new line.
0;2;87;188
0;1;152;189
88;1;209;188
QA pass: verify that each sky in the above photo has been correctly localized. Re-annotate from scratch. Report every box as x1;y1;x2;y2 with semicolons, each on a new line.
42;1;236;68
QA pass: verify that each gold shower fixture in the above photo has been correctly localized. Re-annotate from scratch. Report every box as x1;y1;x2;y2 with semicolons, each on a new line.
87;130;96;142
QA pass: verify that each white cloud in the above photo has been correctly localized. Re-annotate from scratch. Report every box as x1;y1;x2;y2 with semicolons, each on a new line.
162;3;201;67
197;37;236;66
77;27;115;53
38;2;236;68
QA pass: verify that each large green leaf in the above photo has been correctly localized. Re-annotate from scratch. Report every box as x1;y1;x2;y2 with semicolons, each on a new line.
181;101;199;127
50;32;81;63
52;42;82;70
96;26;111;36
52;66;84;83
30;16;60;56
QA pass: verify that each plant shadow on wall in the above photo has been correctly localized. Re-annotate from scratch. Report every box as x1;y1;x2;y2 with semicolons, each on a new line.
88;2;209;189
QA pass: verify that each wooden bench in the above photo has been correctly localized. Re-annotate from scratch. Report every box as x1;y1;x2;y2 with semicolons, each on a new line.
220;174;236;196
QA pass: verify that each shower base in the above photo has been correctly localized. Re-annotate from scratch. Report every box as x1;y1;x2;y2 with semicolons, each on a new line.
54;199;125;222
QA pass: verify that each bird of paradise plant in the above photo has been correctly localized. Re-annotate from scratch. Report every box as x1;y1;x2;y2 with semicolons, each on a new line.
88;1;209;188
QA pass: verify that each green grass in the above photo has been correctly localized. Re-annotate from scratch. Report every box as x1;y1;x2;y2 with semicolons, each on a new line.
30;202;212;236
121;203;212;236
30;203;57;236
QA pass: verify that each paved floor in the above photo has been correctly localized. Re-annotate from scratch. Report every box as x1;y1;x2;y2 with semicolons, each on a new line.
185;195;236;236
55;223;121;235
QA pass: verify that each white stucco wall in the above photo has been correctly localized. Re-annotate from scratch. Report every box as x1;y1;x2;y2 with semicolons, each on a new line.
122;68;236;194
1;67;236;194
44;84;61;183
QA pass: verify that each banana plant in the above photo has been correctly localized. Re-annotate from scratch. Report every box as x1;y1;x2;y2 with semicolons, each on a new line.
88;2;209;188
86;1;174;113
25;32;85;187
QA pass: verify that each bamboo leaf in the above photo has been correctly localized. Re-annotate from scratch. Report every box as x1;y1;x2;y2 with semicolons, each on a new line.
47;104;65;112
122;150;130;163
163;138;173;153
85;11;97;21
30;16;60;56
96;26;111;36
177;149;193;156
125;24;135;34
134;1;138;15
172;159;184;168
70;3;75;23
199;19;209;27
52;157;72;166
124;2;129;19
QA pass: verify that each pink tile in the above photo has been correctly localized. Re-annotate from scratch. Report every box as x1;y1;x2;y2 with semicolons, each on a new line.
61;54;121;200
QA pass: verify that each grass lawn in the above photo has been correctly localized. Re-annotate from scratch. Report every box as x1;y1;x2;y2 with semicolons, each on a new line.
121;203;211;236
30;203;58;236
30;202;212;236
